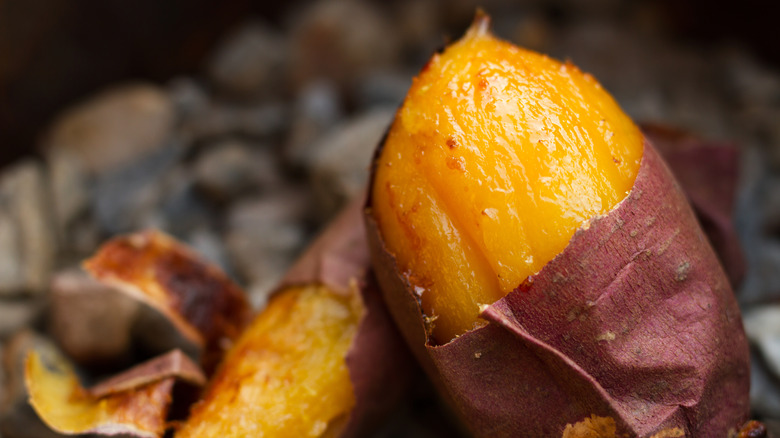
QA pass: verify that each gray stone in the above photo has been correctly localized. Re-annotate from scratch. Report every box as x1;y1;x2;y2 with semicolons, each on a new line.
744;305;780;376
207;22;288;97
143;167;213;238
740;242;780;305
285;80;343;167
186;228;233;275
751;351;780;420
240;255;293;310
193;140;281;201
45;148;89;240
0;161;57;295
744;303;780;419
356;71;411;110
722;49;780;107
0;213;24;295
64;217;102;261
228;189;311;230
49;269;140;366
657;52;732;139
225;191;311;302
183;101;287;141
289;0;400;90
168;77;210;120
0;299;41;339
738;170;780;304
92;142;185;234
45;83;175;175
734;146;765;260
306;107;395;218
743;107;780;170
758;176;780;237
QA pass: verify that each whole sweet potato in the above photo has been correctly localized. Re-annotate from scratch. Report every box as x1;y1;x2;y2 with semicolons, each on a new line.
365;14;749;437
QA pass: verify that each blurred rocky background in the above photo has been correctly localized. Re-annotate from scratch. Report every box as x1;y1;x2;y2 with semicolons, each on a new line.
0;0;779;436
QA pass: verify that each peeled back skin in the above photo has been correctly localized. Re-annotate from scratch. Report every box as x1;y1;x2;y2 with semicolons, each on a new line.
371;17;643;343
366;14;749;437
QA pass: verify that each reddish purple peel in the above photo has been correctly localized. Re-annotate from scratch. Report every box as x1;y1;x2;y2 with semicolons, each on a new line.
280;195;413;437
366;141;750;437
643;124;745;287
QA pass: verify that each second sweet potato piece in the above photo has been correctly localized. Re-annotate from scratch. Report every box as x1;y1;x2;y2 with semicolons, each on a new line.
177;197;412;437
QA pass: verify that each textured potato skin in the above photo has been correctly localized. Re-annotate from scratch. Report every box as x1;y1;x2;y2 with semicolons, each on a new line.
642;124;745;287
366;140;750;437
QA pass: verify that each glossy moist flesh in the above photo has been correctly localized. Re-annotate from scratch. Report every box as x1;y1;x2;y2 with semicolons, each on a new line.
371;21;643;342
176;285;360;437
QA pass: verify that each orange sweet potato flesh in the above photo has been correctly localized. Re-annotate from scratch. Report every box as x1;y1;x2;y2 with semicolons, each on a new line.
174;197;411;437
60;199;409;438
371;16;643;343
176;285;362;437
26;345;205;438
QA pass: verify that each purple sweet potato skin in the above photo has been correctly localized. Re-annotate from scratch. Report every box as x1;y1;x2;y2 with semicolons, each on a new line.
366;140;750;437
644;123;745;287
280;195;413;438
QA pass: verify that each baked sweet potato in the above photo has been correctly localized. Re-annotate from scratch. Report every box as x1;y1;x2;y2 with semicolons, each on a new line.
29;198;411;437
176;196;411;437
365;14;749;437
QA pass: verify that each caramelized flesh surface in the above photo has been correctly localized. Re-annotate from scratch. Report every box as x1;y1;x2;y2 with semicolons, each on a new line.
176;285;361;437
372;20;643;343
26;348;174;438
